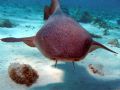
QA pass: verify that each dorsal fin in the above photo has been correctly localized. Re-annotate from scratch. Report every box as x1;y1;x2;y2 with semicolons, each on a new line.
51;0;61;13
44;0;62;20
88;40;118;54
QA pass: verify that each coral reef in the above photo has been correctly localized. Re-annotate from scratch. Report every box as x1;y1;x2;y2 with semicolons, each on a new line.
65;8;93;23
69;8;81;22
92;18;109;29
79;11;93;23
69;8;93;23
61;7;69;15
0;19;15;28
8;63;39;87
103;29;109;35
74;9;82;22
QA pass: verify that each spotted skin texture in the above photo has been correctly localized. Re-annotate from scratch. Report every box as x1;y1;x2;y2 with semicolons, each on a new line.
35;15;92;61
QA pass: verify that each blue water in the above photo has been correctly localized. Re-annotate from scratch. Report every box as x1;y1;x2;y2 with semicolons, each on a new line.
1;0;120;10
1;0;120;17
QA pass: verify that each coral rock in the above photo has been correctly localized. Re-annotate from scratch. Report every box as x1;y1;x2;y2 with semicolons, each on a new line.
0;19;15;28
79;11;93;23
103;29;109;35
8;63;39;86
108;39;120;48
93;18;110;29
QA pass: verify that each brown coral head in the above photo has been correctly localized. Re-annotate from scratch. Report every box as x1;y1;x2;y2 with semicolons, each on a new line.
8;63;39;87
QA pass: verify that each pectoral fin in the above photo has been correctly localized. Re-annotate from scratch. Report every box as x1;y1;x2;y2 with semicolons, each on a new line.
88;44;100;53
1;36;35;47
88;40;118;54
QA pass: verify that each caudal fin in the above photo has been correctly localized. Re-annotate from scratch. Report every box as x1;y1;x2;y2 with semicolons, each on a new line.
1;37;35;47
44;0;61;20
92;41;118;54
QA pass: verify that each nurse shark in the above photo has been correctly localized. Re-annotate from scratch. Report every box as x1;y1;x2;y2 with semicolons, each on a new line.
1;0;117;68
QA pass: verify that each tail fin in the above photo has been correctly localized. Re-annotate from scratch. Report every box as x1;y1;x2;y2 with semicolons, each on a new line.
92;41;118;54
44;0;61;20
1;37;35;47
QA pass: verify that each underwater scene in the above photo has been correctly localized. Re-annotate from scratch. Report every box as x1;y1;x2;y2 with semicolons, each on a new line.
0;0;120;90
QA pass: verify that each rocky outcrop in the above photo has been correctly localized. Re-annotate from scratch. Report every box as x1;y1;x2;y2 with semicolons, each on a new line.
79;11;93;23
108;39;120;48
0;19;15;28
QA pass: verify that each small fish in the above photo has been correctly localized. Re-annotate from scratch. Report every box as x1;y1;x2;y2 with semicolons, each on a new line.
1;0;117;68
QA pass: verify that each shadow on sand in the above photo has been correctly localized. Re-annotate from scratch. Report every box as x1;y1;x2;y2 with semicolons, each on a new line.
30;63;120;90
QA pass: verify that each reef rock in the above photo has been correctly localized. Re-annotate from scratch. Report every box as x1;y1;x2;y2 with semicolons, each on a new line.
108;39;120;48
0;19;15;28
103;29;109;35
79;11;93;23
93;18;110;29
8;63;39;86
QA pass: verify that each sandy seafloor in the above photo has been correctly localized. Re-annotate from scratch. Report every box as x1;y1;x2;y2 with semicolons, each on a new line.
0;5;120;90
